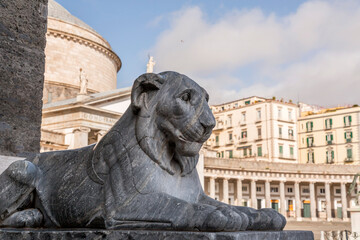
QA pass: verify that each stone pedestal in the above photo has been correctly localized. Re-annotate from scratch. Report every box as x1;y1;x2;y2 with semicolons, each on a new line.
348;207;360;233
0;229;314;240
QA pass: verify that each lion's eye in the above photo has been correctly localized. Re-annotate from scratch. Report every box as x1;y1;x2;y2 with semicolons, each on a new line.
181;93;190;102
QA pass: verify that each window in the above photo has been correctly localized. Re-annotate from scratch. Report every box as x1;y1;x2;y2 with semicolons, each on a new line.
288;110;293;121
242;186;248;192
257;128;262;139
345;131;353;143
245;100;250;105
325;118;333;129
326;150;334;164
221;151;224;158
257;146;262;157
228;150;233;158
287;187;293;193
241;112;246;122
344;115;352;127
306;121;313;132
228;133;233;141
243;148;247;157
279;145;283;156
335;188;341;195
257;109;261;120
241;130;247;139
217;152;221;158
288;129;294;139
271;187;279;193
279;127;282;138
249;148;252;156
320;188;325;194
326;133;333;145
307;151;314;163
307;137;314;147
302;188;310;194
278;108;282;119
227;115;232;127
290;146;294;158
256;187;262;192
347;148;353;160
215;135;219;144
221;106;224;111
235;103;238;108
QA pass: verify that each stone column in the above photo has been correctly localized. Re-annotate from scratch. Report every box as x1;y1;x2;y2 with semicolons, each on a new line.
96;130;107;142
265;180;271;208
280;181;286;217
251;179;257;208
310;182;317;221
235;178;243;206
325;182;332;221
222;178;229;204
209;177;216;199
341;182;349;221
295;181;302;221
0;0;48;157
73;127;91;149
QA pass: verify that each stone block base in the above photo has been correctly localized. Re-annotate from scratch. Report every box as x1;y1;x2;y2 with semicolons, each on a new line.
0;228;314;239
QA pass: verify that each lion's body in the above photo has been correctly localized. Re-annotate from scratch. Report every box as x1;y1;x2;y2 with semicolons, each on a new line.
0;72;286;231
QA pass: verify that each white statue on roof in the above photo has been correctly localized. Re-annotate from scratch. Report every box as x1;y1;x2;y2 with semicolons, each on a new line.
146;56;156;73
79;68;88;94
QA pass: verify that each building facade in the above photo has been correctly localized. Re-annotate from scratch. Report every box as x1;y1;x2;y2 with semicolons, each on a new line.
207;97;299;163
40;0;130;152
203;156;358;222
298;106;360;164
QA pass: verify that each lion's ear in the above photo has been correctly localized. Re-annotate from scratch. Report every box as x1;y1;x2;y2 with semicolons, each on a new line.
131;73;165;115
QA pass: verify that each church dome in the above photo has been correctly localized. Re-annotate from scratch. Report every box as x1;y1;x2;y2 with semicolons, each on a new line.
43;0;122;104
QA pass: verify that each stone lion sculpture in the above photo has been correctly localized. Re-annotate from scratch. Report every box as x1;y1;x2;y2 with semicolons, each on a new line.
0;71;286;231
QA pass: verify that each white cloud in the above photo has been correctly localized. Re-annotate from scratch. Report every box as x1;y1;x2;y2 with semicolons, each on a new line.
151;0;360;106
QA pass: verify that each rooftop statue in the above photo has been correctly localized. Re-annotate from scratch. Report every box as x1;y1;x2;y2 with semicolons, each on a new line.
0;72;286;231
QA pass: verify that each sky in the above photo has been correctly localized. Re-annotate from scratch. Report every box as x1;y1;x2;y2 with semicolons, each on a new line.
56;0;360;106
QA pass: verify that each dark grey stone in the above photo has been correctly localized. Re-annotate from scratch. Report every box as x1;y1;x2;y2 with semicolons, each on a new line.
0;0;48;157
0;72;286;232
0;229;314;240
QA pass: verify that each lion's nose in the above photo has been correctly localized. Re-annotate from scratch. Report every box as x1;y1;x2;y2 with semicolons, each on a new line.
200;110;216;134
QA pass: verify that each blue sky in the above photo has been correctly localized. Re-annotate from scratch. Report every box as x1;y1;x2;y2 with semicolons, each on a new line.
56;0;360;106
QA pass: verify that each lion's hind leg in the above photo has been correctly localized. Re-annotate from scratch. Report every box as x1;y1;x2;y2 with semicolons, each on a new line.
0;160;42;227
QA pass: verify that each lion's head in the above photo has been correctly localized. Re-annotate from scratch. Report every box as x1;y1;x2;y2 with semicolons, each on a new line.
131;71;215;176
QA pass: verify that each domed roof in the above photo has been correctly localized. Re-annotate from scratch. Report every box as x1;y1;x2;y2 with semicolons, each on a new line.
48;0;96;33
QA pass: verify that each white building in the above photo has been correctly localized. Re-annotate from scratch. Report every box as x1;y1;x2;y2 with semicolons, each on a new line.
207;96;299;163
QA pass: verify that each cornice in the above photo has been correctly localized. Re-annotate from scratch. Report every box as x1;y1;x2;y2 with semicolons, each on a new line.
47;28;122;71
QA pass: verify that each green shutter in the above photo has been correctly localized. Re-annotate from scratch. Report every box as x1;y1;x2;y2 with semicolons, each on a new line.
326;151;328;163
229;150;233;158
290;147;294;155
331;134;333;141
347;149;352;158
307;138;309;147
312;152;315;163
344;117;346;124
258;146;262;157
331;151;334;160
330;119;333;126
350;116;352;123
325;135;328;142
311;122;313;130
306;122;309;131
325;119;328;129
351;132;353;138
345;132;347;139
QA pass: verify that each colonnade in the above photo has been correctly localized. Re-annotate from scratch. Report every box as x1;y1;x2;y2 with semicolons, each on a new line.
205;176;352;221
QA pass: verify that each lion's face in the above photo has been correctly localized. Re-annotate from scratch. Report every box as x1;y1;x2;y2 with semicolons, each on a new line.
132;72;215;176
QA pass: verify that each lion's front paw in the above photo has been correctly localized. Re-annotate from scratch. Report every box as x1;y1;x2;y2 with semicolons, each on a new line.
242;208;286;231
200;206;248;232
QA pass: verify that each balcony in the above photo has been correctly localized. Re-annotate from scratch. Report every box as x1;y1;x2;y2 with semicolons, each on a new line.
346;138;352;143
326;159;334;164
225;139;234;145
214;142;220;147
345;158;354;163
239;138;248;143
326;141;333;145
213;123;224;131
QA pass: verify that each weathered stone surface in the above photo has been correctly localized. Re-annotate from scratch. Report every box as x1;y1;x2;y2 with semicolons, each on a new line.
0;229;314;240
0;72;286;232
0;0;48;157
